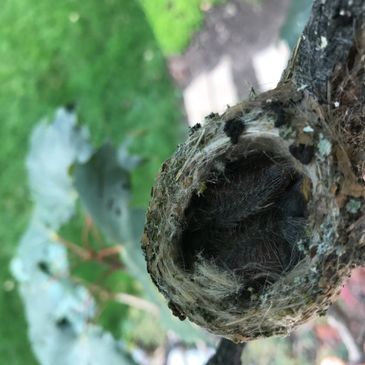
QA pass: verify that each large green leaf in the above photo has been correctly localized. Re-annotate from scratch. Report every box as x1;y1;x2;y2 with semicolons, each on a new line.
74;143;132;243
12;109;138;365
26;108;92;228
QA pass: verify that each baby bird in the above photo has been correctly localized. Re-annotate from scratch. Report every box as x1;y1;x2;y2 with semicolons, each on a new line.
182;154;308;291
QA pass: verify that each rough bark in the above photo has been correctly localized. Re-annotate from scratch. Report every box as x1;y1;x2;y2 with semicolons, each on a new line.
284;0;365;100
206;339;245;365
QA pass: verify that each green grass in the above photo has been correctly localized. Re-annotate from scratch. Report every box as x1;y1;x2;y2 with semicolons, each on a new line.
139;0;225;54
0;0;220;363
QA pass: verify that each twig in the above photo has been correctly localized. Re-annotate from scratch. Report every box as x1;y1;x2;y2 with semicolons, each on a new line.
51;232;124;270
114;293;159;317
51;232;91;260
72;276;159;316
205;338;245;365
82;214;103;249
96;245;123;260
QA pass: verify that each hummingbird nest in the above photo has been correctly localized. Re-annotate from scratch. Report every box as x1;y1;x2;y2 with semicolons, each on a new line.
142;75;365;342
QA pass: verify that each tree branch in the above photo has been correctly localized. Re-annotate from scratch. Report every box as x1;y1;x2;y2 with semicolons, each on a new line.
284;0;365;100
205;339;245;365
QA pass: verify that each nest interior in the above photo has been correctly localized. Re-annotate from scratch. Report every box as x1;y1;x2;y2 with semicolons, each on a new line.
180;151;308;296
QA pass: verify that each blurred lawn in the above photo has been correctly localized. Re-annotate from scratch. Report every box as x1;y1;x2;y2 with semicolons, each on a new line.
0;0;218;363
139;0;224;54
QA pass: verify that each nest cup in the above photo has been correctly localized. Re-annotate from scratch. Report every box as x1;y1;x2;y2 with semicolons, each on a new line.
142;106;350;342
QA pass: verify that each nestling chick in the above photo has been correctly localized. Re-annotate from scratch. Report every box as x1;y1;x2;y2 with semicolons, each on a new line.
182;153;309;292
